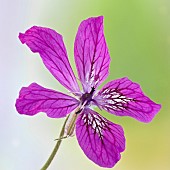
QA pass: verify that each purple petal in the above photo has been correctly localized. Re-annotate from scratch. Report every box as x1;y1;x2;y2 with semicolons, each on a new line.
76;108;125;168
19;26;80;94
74;16;111;92
15;83;79;118
94;77;161;123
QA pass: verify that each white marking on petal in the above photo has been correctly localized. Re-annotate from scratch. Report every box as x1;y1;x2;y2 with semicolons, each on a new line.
103;89;110;93
82;112;107;139
94;79;99;86
107;100;116;104
114;98;123;102
103;94;111;98
97;88;133;111
111;94;120;98
119;96;126;99
105;104;117;109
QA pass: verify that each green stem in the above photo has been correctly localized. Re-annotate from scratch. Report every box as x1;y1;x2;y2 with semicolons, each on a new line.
40;116;69;170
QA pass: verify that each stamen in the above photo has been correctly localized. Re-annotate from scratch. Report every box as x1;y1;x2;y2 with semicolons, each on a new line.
90;87;95;95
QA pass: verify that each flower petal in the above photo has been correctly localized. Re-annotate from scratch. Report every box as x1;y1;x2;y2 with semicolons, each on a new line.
19;26;80;94
76;108;125;168
74;16;111;92
94;77;161;123
16;83;79;118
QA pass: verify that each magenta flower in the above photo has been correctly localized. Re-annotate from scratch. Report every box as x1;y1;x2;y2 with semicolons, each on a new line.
16;16;161;168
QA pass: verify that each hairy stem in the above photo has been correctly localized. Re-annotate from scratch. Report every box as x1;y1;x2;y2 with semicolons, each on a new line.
40;115;69;170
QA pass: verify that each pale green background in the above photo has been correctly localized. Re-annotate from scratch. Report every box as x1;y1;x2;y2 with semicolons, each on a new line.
1;0;170;170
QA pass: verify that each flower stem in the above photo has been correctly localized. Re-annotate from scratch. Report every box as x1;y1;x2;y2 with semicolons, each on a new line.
40;115;69;170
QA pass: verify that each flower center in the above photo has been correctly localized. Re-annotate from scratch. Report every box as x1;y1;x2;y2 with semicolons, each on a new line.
80;87;95;107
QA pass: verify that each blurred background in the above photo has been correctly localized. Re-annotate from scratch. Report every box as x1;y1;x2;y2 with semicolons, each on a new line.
0;0;170;169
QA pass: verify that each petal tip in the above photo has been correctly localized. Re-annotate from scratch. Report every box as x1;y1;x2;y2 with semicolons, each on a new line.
97;15;104;20
142;103;161;123
94;15;104;23
18;33;25;44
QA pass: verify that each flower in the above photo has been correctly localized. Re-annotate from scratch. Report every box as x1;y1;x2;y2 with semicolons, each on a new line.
16;16;161;168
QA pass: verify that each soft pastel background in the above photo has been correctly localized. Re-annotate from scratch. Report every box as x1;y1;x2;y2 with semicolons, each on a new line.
1;0;170;170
